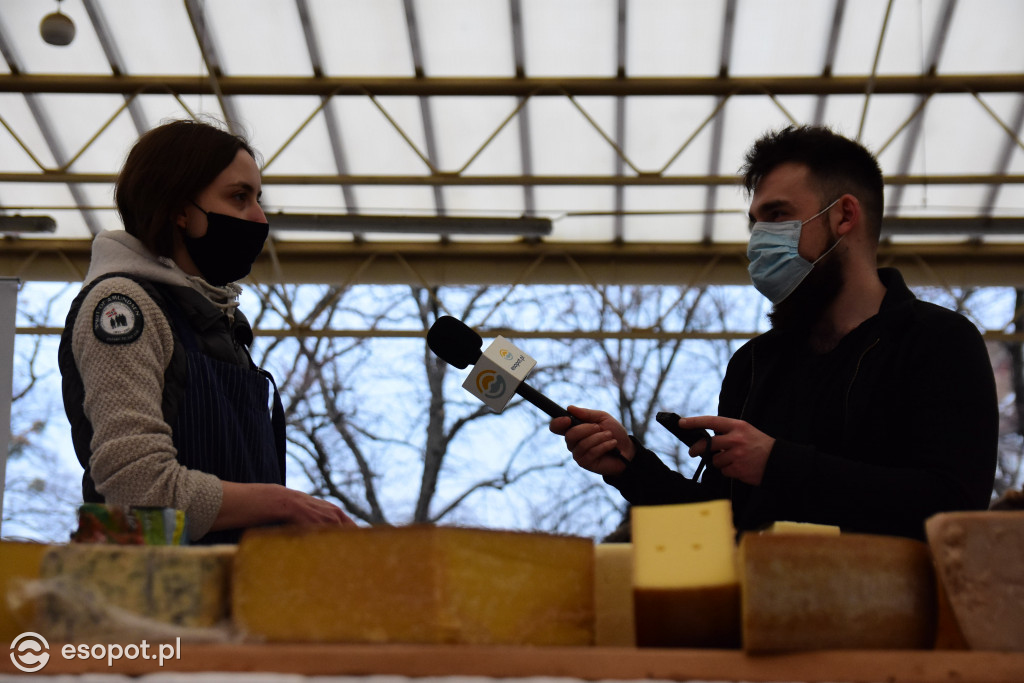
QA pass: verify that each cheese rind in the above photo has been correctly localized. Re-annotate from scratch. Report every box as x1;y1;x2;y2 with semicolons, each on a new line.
594;543;635;646
634;583;740;648
926;511;1024;652
231;525;594;646
0;541;50;641
739;533;936;653
631;500;740;648
933;567;969;649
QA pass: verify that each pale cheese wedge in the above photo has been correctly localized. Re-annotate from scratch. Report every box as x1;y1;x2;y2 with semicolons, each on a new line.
631;500;740;648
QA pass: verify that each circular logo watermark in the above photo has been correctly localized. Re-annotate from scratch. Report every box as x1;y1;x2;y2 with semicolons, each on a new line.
10;632;50;673
475;369;506;398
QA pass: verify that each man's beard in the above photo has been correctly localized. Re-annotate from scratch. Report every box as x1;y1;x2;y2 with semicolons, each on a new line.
767;243;844;341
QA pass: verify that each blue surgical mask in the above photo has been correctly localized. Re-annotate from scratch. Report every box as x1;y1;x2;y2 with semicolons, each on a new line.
747;198;842;304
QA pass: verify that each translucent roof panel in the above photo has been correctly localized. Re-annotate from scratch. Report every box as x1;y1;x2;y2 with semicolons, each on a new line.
522;0;619;77
314;0;414;76
627;0;725;78
731;1;839;77
0;0;1022;269
416;0;515;77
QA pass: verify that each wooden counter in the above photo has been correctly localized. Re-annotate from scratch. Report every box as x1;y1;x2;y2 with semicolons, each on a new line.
3;643;1023;682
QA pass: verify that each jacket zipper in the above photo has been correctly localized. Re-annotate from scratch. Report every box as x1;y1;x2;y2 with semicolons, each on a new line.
844;337;880;437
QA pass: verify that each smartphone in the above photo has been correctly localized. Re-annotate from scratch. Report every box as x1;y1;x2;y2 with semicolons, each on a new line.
656;411;714;481
656;411;712;448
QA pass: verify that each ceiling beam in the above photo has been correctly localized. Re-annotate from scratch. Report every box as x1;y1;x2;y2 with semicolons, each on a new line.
5;172;1024;186
295;0;358;214
814;0;847;124
886;0;958;215
0;11;101;236
882;216;1024;234
508;0;535;219
702;1;736;244
402;0;445;218
613;0;628;241
183;0;243;134
2;74;1022;97
5;238;1024;288
14;323;1024;343
81;0;148;134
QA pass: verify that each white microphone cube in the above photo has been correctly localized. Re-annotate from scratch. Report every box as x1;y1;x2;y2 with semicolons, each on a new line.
463;336;538;412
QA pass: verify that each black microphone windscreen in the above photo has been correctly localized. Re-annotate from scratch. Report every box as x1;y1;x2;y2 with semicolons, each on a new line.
426;316;483;369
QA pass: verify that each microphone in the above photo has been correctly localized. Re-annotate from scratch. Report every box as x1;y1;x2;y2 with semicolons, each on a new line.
426;316;554;416
426;316;628;463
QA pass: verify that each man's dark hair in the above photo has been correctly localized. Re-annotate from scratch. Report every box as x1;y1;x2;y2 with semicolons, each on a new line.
740;125;885;243
115;118;258;258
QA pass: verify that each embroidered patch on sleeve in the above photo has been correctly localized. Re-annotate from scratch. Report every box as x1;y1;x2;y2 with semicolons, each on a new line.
92;293;144;344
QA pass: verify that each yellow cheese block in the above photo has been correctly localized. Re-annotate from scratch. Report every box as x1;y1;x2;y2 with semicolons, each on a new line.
926;510;1024;652
0;541;50;641
232;525;594;646
631;500;740;648
763;521;840;535
739;533;936;653
594;543;635;646
30;544;235;641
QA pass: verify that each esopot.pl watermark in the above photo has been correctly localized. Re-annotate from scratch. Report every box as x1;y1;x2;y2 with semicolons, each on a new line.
10;632;181;673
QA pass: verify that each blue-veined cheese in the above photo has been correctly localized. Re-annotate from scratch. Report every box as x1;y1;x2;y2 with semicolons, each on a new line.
31;544;234;642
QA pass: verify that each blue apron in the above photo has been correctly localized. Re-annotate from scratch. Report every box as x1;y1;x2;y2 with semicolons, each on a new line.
164;300;286;545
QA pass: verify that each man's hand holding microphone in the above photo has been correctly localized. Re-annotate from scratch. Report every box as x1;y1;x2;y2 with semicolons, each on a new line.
426;315;774;486
549;406;635;476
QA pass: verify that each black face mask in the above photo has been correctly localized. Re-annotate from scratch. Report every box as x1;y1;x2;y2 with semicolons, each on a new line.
184;201;269;286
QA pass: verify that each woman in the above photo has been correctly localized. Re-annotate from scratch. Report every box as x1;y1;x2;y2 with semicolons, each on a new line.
59;119;354;543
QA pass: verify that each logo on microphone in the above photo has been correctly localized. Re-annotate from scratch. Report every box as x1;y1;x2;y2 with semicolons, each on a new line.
498;348;529;371
475;370;507;398
10;632;50;672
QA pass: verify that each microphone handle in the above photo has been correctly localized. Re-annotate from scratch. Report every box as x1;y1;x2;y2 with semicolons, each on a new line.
514;382;572;420
514;382;630;466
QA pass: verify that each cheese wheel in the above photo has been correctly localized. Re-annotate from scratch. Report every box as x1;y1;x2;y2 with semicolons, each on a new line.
739;533;936;653
926;510;1024;652
232;524;594;646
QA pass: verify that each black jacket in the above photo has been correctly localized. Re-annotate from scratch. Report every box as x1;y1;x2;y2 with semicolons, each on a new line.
609;268;998;540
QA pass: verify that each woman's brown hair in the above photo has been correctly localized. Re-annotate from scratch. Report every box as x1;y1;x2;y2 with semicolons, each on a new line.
115;119;257;258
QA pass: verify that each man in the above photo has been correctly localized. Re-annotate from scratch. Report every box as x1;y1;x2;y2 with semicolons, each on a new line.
551;125;997;540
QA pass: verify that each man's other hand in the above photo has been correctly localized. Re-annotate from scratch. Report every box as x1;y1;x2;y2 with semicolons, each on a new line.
679;415;775;486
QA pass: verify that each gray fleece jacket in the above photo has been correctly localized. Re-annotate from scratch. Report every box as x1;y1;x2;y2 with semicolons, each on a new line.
63;230;249;540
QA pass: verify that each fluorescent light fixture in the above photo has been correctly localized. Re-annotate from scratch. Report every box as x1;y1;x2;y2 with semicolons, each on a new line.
268;213;552;236
0;215;57;234
883;217;1024;235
